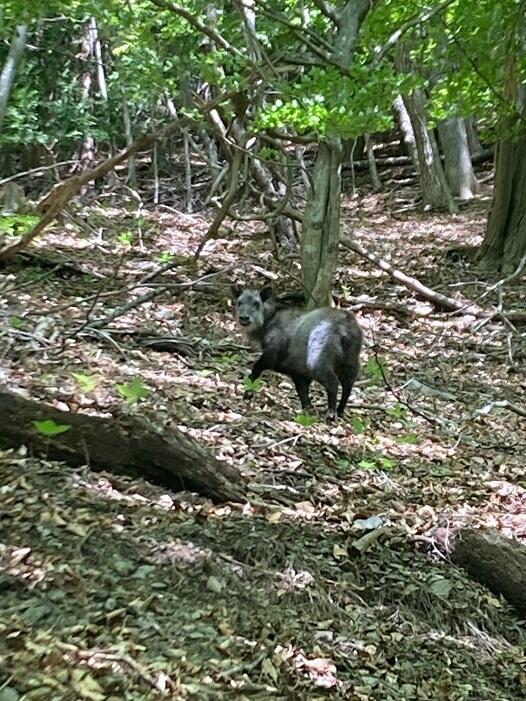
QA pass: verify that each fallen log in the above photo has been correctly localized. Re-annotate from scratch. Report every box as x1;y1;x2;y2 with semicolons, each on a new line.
451;528;526;615
0;388;245;503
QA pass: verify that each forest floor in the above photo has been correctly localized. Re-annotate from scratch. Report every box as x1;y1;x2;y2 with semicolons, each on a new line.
1;168;526;700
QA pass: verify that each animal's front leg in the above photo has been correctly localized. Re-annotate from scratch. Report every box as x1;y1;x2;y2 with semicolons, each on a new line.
243;352;273;400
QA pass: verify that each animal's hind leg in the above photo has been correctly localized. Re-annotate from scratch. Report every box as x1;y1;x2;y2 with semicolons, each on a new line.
337;363;359;418
291;374;313;413
316;369;339;421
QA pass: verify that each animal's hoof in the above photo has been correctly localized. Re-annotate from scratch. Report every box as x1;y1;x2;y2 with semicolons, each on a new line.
325;409;337;422
303;404;315;415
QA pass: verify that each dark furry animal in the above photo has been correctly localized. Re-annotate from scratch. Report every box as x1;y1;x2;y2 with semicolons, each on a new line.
232;285;362;420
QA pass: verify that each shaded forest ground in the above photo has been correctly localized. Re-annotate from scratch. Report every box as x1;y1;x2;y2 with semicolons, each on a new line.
1;166;525;699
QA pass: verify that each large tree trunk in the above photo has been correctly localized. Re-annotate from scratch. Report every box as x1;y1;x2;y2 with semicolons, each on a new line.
451;528;526;615
302;138;343;308
301;0;373;308
437;116;479;200
0;25;28;133
0;388;245;503
479;135;526;272
395;44;456;213
401;89;456;213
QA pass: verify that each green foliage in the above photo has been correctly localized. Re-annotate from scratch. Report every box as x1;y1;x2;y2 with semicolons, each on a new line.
117;231;134;246
294;412;318;427
10;316;24;329
396;432;419;445
116;377;150;403
0;215;39;237
351;415;370;434
157;251;175;264
243;377;263;392
358;454;396;471
72;373;97;392
255;63;413;138
387;404;408;421
33;419;71;437
363;356;385;384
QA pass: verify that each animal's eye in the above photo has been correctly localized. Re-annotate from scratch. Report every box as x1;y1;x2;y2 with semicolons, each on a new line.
253;301;260;308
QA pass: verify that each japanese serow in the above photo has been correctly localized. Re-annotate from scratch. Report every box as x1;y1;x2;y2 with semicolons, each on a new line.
231;285;362;421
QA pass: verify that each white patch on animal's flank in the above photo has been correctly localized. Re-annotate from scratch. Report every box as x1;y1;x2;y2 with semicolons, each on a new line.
306;320;332;370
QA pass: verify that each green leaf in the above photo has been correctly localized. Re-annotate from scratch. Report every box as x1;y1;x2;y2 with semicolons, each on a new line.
116;377;150;403
0;214;39;236
386;404;407;420
378;456;395;470
157;251;174;263
33;419;71;437
358;459;376;470
429;577;453;599
243;377;263;392
351;416;369;433
363;356;386;383
10;316;23;329
295;412;318;427
396;433;419;445
117;231;134;246
72;372;97;392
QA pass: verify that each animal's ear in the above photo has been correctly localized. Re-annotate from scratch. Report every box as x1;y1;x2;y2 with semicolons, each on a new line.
231;284;242;299
260;285;273;302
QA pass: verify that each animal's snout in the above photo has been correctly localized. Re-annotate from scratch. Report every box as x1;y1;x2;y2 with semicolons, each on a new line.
239;315;251;326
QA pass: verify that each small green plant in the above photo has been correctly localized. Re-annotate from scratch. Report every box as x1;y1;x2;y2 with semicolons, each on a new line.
337;458;352;473
33;419;71;437
10;316;23;329
351;415;370;434
116;377;151;404
219;353;240;364
387;404;408;421
72;372;97;392
295;412;318;427
363;356;386;384
0;214;39;236
117;231;134;246
378;456;396;470
358;458;376;470
157;251;174;264
243;377;263;392
396;433;419;445
197;369;214;377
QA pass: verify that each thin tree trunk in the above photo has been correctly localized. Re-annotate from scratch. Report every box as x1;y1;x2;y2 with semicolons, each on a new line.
437;116;479;199
79;19;96;175
465;117;483;158
122;93;137;188
183;130;193;213
0;25;28;133
393;94;419;171
364;134;381;191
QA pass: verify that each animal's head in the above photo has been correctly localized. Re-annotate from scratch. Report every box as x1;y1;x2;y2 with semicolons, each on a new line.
231;284;274;333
